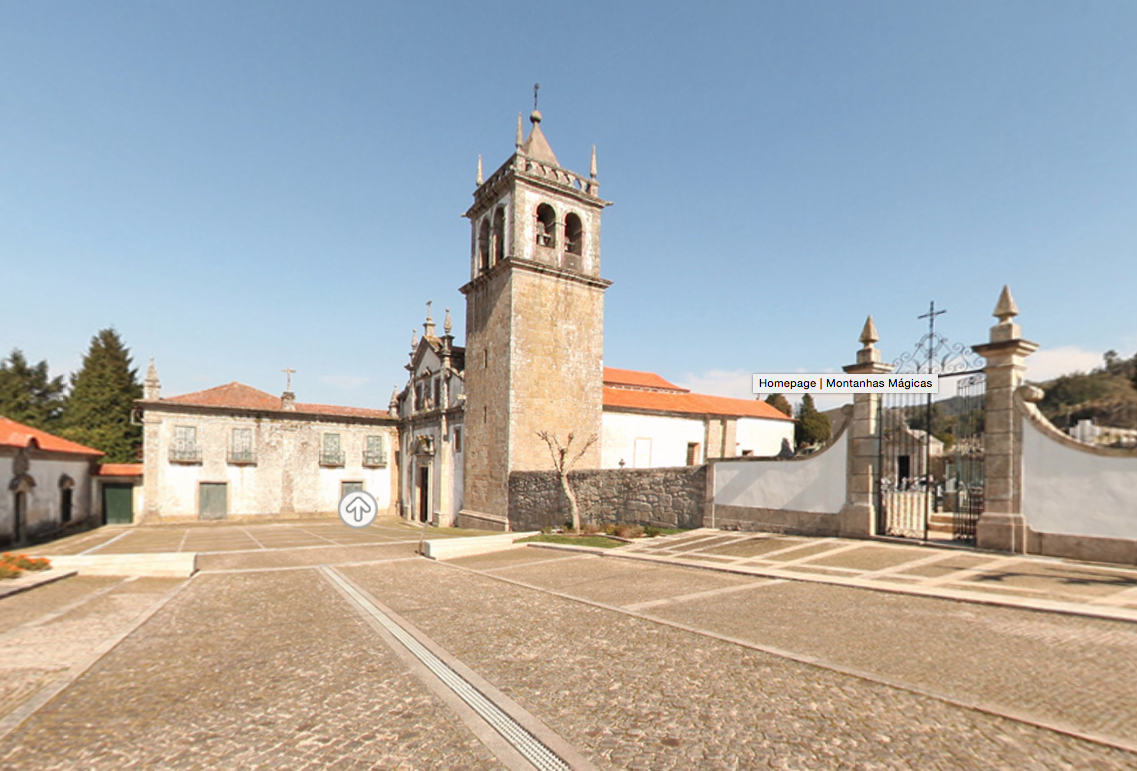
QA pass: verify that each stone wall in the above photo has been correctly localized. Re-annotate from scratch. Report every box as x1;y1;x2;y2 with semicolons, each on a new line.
509;466;706;532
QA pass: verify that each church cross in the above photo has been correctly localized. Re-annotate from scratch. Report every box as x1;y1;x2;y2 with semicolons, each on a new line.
534;82;540;111
282;367;296;392
917;301;946;373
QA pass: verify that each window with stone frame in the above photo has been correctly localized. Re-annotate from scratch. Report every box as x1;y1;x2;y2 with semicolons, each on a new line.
170;425;201;463
320;432;344;467
228;427;255;465
364;435;387;467
453;427;462;454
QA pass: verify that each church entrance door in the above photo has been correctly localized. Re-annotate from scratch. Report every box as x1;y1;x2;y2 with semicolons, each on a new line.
417;466;430;523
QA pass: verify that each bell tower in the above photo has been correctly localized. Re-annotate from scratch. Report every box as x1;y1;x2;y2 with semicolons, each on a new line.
459;108;612;529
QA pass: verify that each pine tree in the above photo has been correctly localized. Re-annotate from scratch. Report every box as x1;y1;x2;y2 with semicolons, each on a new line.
59;329;142;462
763;393;793;417
794;393;832;448
0;349;67;429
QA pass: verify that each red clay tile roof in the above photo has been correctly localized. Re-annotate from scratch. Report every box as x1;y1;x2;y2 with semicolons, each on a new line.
0;417;104;456
602;367;688;393
603;387;793;421
158;382;390;419
97;463;143;477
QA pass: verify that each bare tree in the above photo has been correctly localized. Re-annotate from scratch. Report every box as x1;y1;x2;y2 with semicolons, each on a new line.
536;431;598;531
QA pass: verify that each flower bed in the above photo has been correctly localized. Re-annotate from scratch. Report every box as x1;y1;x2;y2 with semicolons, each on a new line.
0;553;52;580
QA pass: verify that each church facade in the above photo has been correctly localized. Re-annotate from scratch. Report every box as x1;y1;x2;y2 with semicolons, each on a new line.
134;109;792;527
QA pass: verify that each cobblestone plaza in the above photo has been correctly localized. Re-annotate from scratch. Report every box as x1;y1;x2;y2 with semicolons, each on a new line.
2;520;1136;770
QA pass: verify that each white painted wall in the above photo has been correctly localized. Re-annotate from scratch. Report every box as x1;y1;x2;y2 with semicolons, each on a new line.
601;412;704;468
1022;417;1137;539
0;453;94;543
735;417;794;457
713;435;847;514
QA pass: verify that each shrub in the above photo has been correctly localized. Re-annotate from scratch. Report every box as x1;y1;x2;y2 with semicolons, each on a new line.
602;523;618;535
644;526;662;538
580;522;600;535
613;523;644;539
0;562;22;580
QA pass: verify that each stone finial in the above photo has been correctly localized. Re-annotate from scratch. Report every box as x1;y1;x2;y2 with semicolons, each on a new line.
411;328;418;351
988;285;1023;343
515;113;524;149
444;307;452;336
859;315;879;349
423;300;435;337
389;385;400;416
144;357;161;400
993;285;1019;324
590;145;597;180
476;155;483;186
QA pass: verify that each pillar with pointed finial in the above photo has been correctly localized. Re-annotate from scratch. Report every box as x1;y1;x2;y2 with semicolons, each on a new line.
476;155;483;187
973;285;1038;553
424;301;435;338
144;358;161;401
838;315;894;536
389;385;400;418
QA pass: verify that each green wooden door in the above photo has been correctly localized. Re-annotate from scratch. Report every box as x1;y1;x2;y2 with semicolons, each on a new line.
199;483;228;520
103;484;134;525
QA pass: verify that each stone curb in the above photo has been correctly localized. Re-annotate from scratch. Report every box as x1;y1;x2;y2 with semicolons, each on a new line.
0;570;78;600
422;532;540;560
40;553;198;578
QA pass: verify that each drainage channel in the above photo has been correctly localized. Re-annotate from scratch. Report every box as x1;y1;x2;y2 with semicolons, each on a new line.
319;566;577;771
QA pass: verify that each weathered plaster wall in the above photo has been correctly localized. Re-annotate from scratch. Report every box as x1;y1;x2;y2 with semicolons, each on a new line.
143;408;397;521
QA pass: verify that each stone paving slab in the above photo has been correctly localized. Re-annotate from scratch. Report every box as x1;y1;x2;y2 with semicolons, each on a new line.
0;577;185;737
0;571;504;771
450;547;1137;750
0;576;123;632
615;531;1137;623
195;542;418;573
345;558;1137;770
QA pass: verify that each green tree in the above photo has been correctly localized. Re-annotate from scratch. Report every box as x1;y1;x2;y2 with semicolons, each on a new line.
794;394;831;449
58;329;142;462
763;393;793;417
0;349;67;429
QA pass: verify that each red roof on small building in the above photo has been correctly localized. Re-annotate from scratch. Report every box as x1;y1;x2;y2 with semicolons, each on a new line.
602;367;688;393
0;417;104;456
97;463;143;477
602;387;793;421
157;382;390;419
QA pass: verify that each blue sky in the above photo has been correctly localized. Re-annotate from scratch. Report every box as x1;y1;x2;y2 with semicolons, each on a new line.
3;1;1135;410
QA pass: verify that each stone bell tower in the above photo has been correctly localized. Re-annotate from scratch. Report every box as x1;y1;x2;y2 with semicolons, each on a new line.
458;108;612;529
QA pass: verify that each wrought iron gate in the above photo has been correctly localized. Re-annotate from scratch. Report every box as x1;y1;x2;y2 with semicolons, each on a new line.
876;304;987;543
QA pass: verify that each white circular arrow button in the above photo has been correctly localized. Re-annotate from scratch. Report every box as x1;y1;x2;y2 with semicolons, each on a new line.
338;490;378;528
